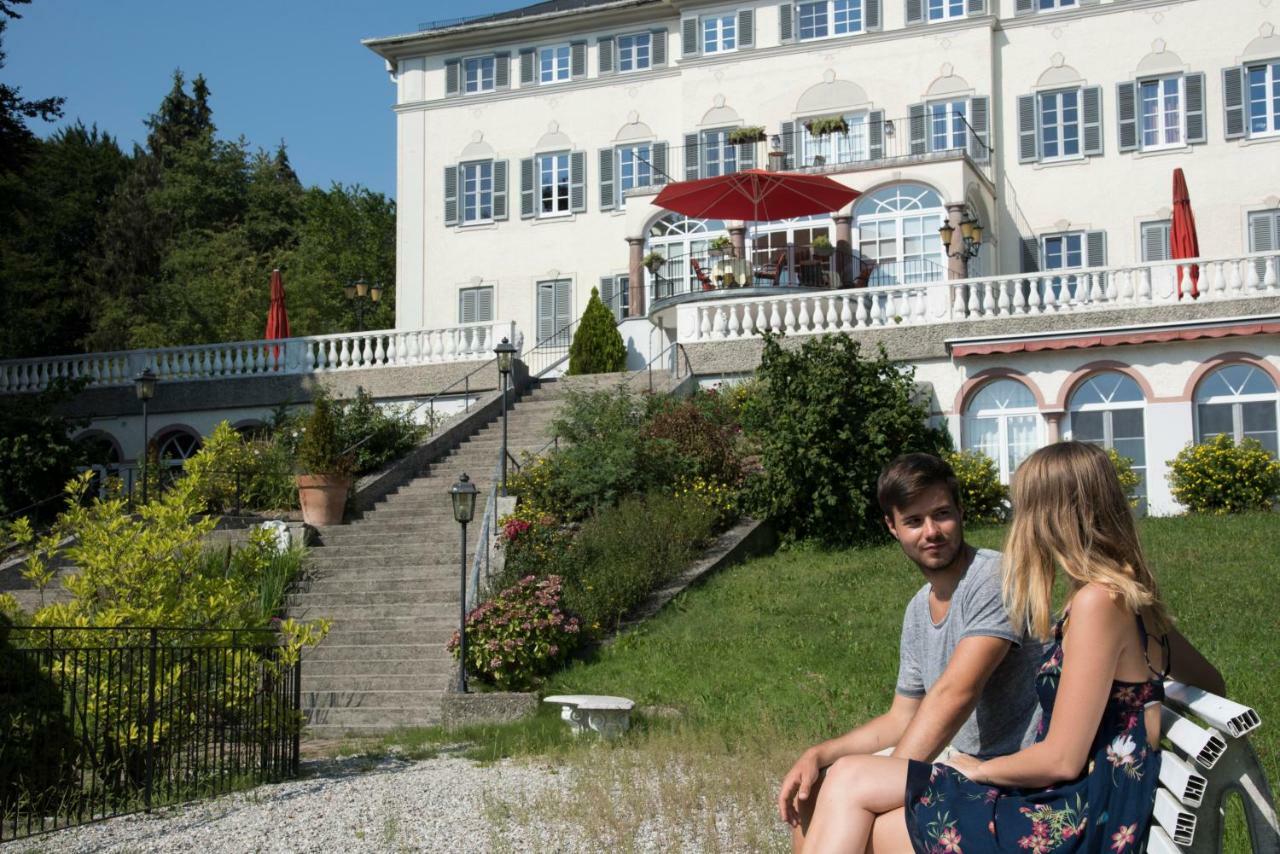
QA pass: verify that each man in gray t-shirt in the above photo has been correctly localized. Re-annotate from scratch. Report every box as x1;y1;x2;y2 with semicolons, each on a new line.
779;454;1041;852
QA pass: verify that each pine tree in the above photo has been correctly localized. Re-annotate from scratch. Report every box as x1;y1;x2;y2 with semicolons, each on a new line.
567;287;626;375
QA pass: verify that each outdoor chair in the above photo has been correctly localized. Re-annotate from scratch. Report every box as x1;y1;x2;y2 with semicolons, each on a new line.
753;251;788;286
690;258;716;292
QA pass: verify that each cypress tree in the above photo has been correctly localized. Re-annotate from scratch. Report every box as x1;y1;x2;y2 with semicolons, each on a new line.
567;287;626;375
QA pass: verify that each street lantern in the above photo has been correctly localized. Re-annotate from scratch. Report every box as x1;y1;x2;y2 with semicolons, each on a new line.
342;277;383;332
134;368;158;506
134;367;157;402
940;212;983;269
450;472;479;694
369;281;384;303
494;338;517;497
342;280;356;300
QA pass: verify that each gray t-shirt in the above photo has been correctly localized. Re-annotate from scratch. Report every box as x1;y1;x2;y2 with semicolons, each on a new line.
895;548;1042;759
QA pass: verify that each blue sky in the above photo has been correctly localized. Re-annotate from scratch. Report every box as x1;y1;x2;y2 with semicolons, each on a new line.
4;0;530;198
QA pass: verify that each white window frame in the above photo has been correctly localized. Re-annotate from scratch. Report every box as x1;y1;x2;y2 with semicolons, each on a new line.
1066;372;1148;503
797;0;863;40
458;285;495;324
800;111;869;167
1139;74;1185;151
617;143;654;201
1246;60;1280;138
538;152;571;218
961;380;1043;484
927;98;968;152
1194;364;1280;455
1035;0;1076;9
1041;231;1084;271
461;160;494;225
702;13;736;54
926;0;967;23
1038;88;1082;161
463;55;496;94
616;32;652;72
539;44;571;84
701;128;739;177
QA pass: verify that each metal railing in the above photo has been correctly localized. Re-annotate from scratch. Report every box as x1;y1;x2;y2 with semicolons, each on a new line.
653;246;869;302
523;288;627;379
0;625;301;842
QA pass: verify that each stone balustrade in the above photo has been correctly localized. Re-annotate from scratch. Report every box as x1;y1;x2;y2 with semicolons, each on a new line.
675;252;1280;344
0;321;520;394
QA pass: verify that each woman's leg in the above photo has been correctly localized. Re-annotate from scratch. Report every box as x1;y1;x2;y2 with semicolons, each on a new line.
868;808;912;854
802;755;910;854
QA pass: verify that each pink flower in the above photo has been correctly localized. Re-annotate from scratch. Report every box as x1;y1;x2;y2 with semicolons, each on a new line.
1110;823;1136;853
938;827;962;852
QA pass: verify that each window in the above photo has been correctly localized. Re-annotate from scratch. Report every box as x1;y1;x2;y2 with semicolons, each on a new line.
797;0;863;39
617;33;652;72
618;144;653;197
702;128;739;177
538;153;571;216
458;286;494;324
853;183;947;286
462;161;493;224
539;45;570;84
1247;61;1280;136
536;279;573;345
154;428;202;463
1068;372;1147;505
801;113;869;167
464;56;496;93
703;14;736;53
1039;88;1081;160
1140;220;1171;263
1037;0;1075;7
929;99;967;151
927;0;965;21
1042;232;1084;271
1195;364;1279;455
962;379;1041;483
1140;76;1183;149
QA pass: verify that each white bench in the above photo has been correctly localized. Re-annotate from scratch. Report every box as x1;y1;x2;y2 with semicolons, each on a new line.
543;694;635;739
1149;681;1277;854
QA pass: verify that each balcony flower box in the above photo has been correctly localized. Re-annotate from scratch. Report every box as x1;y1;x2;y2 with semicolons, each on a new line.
805;116;849;137
727;125;767;145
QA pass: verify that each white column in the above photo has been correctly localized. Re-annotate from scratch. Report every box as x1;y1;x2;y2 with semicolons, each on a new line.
1144;401;1193;517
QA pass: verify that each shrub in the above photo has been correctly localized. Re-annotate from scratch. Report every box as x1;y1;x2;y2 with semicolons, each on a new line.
333;388;428;475
448;575;582;691
741;333;950;547
945;450;1007;525
642;389;744;491
296;391;350;476
505;455;567;523
495;511;573;589
1106;447;1142;507
182;422;298;513
1168;434;1280;514
0;378;89;522
546;388;654;518
567;287;626;375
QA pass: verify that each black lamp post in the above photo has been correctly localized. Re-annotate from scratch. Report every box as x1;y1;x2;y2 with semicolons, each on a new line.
940;213;984;273
342;277;384;332
134;368;157;505
449;472;478;694
494;337;517;497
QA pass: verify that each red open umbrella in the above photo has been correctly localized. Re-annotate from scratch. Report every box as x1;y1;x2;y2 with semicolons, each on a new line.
1170;168;1201;300
264;268;291;364
653;169;860;221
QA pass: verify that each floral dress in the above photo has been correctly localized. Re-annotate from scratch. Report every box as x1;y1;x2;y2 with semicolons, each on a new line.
904;614;1164;854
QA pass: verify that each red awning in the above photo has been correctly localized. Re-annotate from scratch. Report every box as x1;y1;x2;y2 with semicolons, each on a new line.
949;321;1280;357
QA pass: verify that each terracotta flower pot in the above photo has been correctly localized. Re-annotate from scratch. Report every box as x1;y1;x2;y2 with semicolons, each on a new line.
296;474;353;527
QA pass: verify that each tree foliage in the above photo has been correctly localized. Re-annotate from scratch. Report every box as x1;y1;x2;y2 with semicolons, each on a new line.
0;379;90;519
741;333;950;546
567;287;626;375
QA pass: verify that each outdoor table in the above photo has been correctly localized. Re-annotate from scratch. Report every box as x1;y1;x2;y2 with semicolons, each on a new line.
713;258;750;287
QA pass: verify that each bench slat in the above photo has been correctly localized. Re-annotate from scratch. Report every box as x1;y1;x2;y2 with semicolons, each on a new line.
1155;786;1197;847
1165;681;1263;739
1159;750;1209;808
1162;707;1228;770
1146;824;1184;854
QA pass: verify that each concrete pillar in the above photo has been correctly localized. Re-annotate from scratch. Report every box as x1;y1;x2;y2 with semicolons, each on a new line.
728;223;747;259
627;237;646;317
834;214;854;284
1044;411;1064;442
945;203;967;280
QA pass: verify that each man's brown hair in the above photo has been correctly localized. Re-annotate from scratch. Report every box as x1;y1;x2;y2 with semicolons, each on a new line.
876;453;963;517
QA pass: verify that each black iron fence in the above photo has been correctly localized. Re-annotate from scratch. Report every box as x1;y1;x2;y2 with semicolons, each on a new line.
1;625;301;842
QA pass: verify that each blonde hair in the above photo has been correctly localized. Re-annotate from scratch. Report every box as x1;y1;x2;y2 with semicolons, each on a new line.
1003;441;1172;641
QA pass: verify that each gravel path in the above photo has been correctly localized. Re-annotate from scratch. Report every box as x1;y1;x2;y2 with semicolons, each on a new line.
1;755;569;854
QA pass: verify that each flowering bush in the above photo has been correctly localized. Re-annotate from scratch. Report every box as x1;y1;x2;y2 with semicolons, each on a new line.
674;475;738;528
447;575;582;691
1168;434;1280;514
497;509;572;586
642;390;745;491
1105;447;1142;508
945;450;1007;525
504;456;564;523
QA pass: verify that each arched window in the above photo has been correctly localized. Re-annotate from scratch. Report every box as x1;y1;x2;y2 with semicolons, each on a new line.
962;379;1041;482
1194;364;1279;455
1068;372;1147;503
75;431;122;466
646;213;728;297
153;427;202;464
853;183;947;286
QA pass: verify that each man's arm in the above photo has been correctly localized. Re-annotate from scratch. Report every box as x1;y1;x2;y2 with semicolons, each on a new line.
890;635;1011;761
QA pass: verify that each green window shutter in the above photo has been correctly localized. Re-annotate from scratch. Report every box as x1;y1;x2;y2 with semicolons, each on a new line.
866;0;881;30
599;148;616;211
598;37;615;74
571;41;587;78
1223;66;1246;139
906;0;925;25
1017;94;1038;163
969;96;990;160
520;158;536;219
868;110;885;161
967;0;984;13
1117;81;1138;152
1141;221;1171;263
1085;230;1107;268
651;29;667;67
684;132;700;180
1185;72;1207;144
682;17;700;57
779;4;794;42
652;141;669;185
536;282;555;343
909;103;927;155
1015;0;1034;13
520;49;536;85
494;52;510;89
1021;236;1040;272
600;276;618;321
445;60;461;97
1248;210;1277;254
1081;86;1103;156
570;151;587;213
738;138;756;171
444;166;459;226
781;120;796;169
493;160;509;221
738;10;755;46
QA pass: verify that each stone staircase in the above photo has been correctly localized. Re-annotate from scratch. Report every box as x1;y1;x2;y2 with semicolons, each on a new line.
290;372;669;738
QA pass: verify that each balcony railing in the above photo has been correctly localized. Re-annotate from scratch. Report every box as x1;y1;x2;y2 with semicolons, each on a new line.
676;251;1280;344
0;321;519;394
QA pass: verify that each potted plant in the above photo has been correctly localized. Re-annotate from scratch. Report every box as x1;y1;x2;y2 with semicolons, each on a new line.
295;392;354;527
811;234;834;257
643;251;666;273
708;235;734;258
805;115;849;137
727;125;767;145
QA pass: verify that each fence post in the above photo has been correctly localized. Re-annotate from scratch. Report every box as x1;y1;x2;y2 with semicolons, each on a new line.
465;375;470;412
234;468;242;515
292;654;302;776
144;627;158;812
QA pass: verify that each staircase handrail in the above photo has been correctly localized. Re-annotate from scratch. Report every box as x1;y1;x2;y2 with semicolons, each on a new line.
523;287;626;378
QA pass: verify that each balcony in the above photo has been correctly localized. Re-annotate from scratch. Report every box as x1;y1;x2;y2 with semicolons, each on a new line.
671;251;1280;345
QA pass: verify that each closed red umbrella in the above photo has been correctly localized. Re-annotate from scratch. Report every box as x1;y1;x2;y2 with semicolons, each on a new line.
264;268;291;364
653;169;860;221
1170;168;1201;300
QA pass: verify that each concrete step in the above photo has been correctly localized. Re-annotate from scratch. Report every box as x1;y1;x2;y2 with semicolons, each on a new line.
295;575;461;593
302;674;453;695
320;627;454;646
312;615;459;633
287;590;456;607
302;688;449;711
306;642;453;662
302;562;466;578
302;657;451;678
303;706;443;732
315;529;481;546
289;605;458;624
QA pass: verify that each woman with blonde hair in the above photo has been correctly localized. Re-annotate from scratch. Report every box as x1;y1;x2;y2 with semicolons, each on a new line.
800;441;1223;854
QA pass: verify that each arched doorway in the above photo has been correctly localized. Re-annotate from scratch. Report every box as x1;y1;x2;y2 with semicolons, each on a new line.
646;213;728;297
853;183;948;286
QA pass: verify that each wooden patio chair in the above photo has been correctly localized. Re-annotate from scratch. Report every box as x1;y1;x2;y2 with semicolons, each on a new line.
690;258;716;291
753;251;788;286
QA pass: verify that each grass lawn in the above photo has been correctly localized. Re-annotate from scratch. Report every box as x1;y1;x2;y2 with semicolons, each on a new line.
353;513;1280;852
